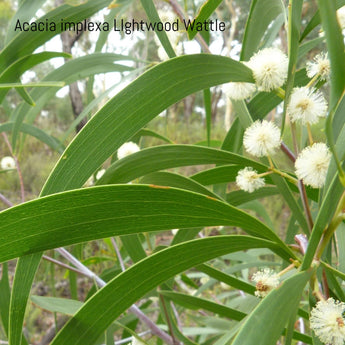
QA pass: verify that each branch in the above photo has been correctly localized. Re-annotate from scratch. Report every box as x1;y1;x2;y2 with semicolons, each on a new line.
55;247;175;345
0;193;13;207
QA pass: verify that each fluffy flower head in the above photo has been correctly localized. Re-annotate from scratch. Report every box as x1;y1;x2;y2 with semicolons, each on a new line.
248;47;288;91
337;6;345;29
236;167;265;193
243;120;281;157
223;81;256;100
287;87;328;125
117;142;140;160
295;143;331;188
1;156;15;170
310;298;345;345
96;169;105;180
306;52;330;80
251;268;280;298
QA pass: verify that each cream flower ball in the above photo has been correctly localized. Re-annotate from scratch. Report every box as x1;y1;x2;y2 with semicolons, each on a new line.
243;120;281;157
251;268;280;298
1;156;15;170
287;87;328;125
306;52;330;80
295;143;331;188
236;167;265;193
247;47;288;92
310;298;345;345
223;81;256;100
117;142;140;160
337;6;345;29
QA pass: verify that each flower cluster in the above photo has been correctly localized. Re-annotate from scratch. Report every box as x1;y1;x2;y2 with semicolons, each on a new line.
236;120;281;193
251;268;280;298
224;47;288;100
1;156;15;170
231;47;331;193
287;87;327;125
236;167;265;193
310;298;345;345
295;143;331;188
117;141;140;160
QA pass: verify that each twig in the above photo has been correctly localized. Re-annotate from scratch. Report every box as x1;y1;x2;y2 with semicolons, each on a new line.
111;237;126;271
1;133;25;202
168;0;211;53
281;142;296;162
0;193;13;207
42;255;85;276
159;294;179;345
298;180;314;232
55;247;175;345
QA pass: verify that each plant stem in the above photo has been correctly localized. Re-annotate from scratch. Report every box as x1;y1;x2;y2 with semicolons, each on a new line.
56;247;175;345
0;193;13;207
290;119;314;232
306;123;314;145
111;237;126;271
281;142;296;162
298;181;314;232
272;168;298;184
42;255;85;275
167;0;211;54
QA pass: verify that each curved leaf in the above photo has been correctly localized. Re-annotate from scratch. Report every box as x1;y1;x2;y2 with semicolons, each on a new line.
98;145;266;185
0;185;295;262
231;269;313;345
41;54;254;195
0;122;64;153
0;0;111;70
50;236;282;345
240;0;284;60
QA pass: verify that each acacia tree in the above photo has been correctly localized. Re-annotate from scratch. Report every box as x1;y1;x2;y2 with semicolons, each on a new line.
0;1;345;345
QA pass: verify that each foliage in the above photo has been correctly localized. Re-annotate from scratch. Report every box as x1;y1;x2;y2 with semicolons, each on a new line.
1;0;345;345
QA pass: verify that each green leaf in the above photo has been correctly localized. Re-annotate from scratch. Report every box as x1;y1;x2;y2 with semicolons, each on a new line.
0;52;70;103
300;0;345;42
49;236;283;345
10;54;254;344
140;171;220;199
11;53;134;148
9;254;40;345
131;128;173;144
240;0;284;61
0;185;294;262
187;0;223;40
231;269;313;345
301;176;344;270
98;145;266;185
0;0;111;70
226;187;279;206
232;100;253;129
140;0;176;58
31;296;83;315
221;118;243;154
0;82;65;88
196;264;256;295
204;89;212;146
316;0;345;108
0;122;64;153
160;291;246;321
0;263;10;336
281;0;303;133
4;0;47;44
41;54;254;195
